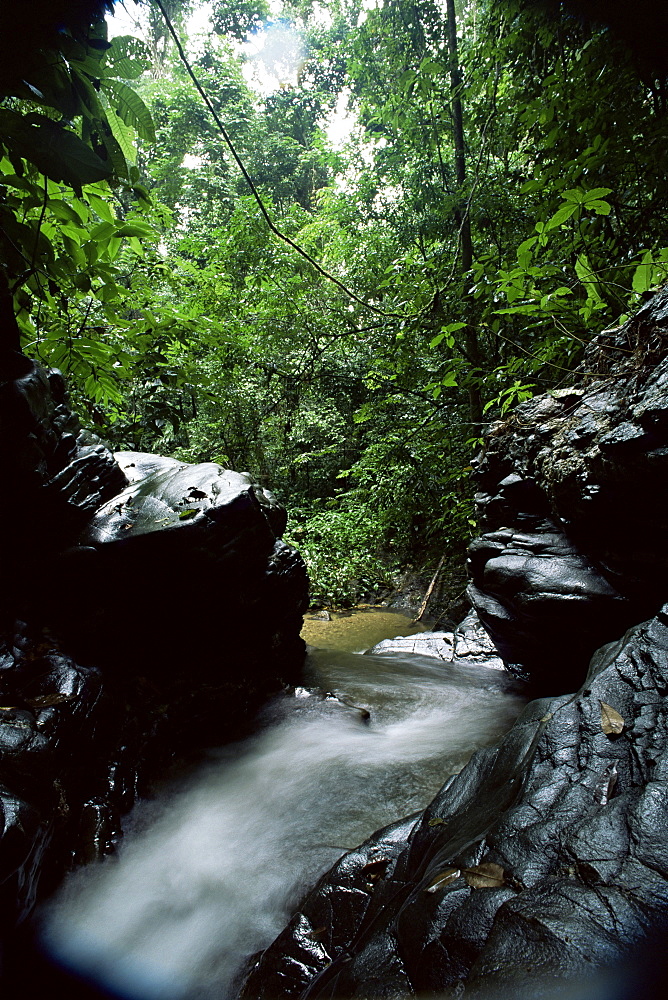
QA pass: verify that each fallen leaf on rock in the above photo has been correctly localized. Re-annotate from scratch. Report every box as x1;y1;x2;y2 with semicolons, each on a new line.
178;509;197;520
428;817;446;827
600;701;624;735
464;863;505;889
425;868;461;892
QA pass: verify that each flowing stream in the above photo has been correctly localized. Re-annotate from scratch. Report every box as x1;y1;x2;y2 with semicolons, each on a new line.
44;610;525;1000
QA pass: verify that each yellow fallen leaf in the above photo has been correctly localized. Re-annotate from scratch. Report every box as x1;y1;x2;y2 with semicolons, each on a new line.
464;862;505;889
425;868;461;893
428;817;445;827
600;701;624;735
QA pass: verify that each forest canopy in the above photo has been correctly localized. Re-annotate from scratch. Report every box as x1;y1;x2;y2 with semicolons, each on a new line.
2;0;667;605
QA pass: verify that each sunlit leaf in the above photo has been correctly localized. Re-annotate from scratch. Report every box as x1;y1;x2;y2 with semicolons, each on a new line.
101;79;156;143
600;701;624;735
425;868;461;892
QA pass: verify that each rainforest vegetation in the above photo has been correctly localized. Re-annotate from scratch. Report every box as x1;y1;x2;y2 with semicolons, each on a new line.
2;0;668;605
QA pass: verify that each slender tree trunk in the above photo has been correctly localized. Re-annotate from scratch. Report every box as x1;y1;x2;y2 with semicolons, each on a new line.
445;0;483;431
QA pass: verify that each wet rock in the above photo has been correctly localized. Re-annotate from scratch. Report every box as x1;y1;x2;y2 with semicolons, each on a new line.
0;361;126;544
0;359;309;941
368;611;504;670
452;610;505;668
42;452;308;676
241;608;668;998
467;287;668;691
368;631;456;660
241;812;421;1000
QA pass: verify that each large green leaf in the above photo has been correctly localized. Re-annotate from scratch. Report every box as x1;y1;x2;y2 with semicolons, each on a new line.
0;111;111;187
101;79;156;143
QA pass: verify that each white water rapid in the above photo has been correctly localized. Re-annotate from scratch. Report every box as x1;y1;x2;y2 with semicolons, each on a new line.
43;615;525;1000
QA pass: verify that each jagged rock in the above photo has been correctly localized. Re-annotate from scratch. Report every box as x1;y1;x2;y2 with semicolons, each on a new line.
241;608;668;999
0;363;127;539
467;287;668;691
368;611;504;670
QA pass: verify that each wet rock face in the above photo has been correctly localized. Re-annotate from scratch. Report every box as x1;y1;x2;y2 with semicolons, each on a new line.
468;288;668;691
0;360;309;936
46;450;303;673
0;365;127;545
242;609;668;999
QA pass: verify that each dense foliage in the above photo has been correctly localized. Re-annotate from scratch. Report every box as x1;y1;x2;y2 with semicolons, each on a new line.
3;0;667;605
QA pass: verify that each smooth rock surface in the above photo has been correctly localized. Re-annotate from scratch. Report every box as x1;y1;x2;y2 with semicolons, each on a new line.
368;611;504;670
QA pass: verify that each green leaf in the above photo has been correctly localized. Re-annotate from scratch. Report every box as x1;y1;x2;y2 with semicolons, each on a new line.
105;106;137;165
632;251;655;294
89;221;116;242
109;57;146;81
115;221;155;239
545;203;577;230
88;192;115;223
101;79;156;143
47;199;87;225
0;112;111;187
581;187;613;203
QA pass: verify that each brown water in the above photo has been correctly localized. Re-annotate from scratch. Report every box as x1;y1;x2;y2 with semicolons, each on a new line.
45;609;524;1000
301;607;428;653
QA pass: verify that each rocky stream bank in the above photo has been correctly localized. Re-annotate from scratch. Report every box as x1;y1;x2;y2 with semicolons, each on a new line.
239;289;668;998
0;355;308;957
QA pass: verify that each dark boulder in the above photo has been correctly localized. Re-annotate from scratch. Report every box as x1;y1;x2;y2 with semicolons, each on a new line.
468;288;668;691
43;450;304;676
0;359;309;943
